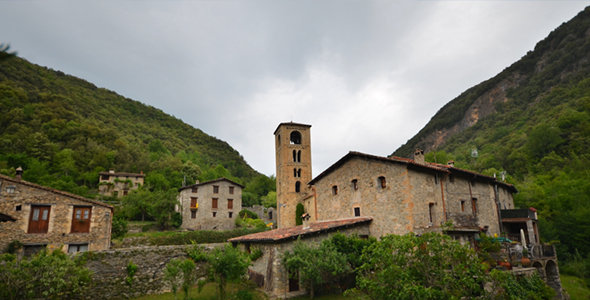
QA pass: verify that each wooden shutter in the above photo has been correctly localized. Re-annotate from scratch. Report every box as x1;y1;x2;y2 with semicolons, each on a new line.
190;197;197;208
212;198;218;209
71;207;92;233
228;199;233;209
28;206;51;233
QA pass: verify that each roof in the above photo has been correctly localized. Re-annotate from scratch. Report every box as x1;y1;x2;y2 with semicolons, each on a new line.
0;212;16;222
273;122;312;135
178;177;245;192
0;174;114;210
98;171;145;177
228;217;372;243
308;151;518;193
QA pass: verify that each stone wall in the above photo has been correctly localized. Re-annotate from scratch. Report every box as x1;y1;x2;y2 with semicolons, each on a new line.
0;175;113;253
81;243;223;300
243;205;276;224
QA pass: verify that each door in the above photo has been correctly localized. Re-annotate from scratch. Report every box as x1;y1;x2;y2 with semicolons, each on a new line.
288;270;299;292
71;206;92;233
28;206;51;233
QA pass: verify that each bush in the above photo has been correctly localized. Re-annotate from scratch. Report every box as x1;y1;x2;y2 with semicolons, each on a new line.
171;212;182;228
148;228;267;246
238;209;258;219
111;215;128;239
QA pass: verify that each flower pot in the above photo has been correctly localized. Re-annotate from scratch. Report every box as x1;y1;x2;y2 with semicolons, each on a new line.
521;257;531;267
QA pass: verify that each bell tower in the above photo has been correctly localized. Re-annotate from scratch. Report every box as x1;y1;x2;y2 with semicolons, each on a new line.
274;122;312;228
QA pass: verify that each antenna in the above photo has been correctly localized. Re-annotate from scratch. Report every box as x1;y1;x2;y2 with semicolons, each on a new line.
471;149;479;167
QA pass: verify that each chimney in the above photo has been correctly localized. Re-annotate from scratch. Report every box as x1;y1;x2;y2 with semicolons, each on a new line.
109;169;115;174
447;160;454;167
414;149;425;164
15;167;23;181
195;180;200;184
301;213;311;229
140;171;143;175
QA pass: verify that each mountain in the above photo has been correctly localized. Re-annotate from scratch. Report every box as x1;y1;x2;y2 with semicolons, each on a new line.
0;56;260;197
393;6;590;259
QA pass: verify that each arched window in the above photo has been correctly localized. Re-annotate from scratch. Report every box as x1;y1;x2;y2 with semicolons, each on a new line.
290;131;302;144
297;150;301;162
295;181;301;193
293;150;297;162
297;169;301;177
378;176;386;188
293;168;297;177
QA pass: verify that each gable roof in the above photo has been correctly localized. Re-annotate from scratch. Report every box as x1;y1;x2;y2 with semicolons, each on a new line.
0;174;114;210
178;177;244;192
273;122;312;135
228;217;372;243
308;151;517;193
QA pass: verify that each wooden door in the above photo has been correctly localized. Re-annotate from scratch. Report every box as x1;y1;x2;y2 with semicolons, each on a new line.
288;270;299;292
28;206;51;233
71;207;92;233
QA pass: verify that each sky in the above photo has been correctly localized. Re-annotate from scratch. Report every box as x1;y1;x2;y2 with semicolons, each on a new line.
1;1;588;177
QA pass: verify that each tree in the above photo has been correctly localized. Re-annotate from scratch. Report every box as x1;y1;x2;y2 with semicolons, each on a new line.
261;191;277;208
150;188;180;230
111;214;128;239
0;248;92;300
165;258;196;300
123;187;152;221
204;244;251;300
295;203;305;226
282;238;350;299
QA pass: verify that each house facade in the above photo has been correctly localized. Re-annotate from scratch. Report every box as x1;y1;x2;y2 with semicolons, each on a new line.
0;170;113;255
98;169;145;198
178;178;243;230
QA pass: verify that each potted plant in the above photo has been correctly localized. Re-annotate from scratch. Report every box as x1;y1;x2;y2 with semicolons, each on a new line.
521;248;531;267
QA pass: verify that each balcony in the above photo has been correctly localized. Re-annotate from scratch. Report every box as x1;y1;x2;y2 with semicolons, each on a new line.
501;209;536;220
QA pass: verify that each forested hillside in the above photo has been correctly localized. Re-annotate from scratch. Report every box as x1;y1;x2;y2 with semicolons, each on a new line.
394;7;590;260
0;56;274;204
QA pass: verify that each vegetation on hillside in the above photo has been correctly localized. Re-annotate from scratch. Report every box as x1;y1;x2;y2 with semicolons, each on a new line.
393;6;590;265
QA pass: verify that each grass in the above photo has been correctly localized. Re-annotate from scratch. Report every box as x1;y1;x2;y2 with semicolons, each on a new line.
132;283;266;300
561;275;590;300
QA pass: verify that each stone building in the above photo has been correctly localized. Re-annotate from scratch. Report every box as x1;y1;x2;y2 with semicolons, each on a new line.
178;178;243;230
98;169;145;198
274;122;313;229
308;150;517;243
229;217;372;299
0;169;113;255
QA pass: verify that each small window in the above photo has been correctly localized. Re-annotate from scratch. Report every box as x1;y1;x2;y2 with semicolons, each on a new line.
297;169;301;177
354;207;361;217
434;174;439;185
229;186;234;194
332;185;338;195
269;211;273;220
351;179;358;190
213;186;219;194
378;176;386;188
6;185;16;194
228;199;233;209
461;200;465;212
24;245;46;257
293;150;297;162
212;212;217;217
212;198;218;209
101;175;110;181
229;212;233;218
68;244;89;253
429;203;435;223
297;150;301;162
190;197;198;208
123;190;128;196
290;131;302;144
15;205;22;211
192;187;198;193
191;210;197;219
294;168;298;177
295;181;301;193
471;198;478;214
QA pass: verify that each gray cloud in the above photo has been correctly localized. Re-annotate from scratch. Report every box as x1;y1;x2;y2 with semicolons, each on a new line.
1;1;587;176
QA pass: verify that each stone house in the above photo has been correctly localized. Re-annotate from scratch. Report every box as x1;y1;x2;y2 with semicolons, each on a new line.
0;170;113;255
178;178;243;230
98;169;145;198
229;217;372;299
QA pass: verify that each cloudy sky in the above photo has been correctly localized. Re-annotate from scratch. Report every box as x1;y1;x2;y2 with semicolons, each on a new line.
1;1;588;176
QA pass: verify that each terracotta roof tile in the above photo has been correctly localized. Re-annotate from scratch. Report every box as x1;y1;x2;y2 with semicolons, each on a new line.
228;217;372;243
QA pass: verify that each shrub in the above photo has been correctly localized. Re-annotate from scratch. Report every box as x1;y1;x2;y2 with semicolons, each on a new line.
111;215;128;239
238;209;258;219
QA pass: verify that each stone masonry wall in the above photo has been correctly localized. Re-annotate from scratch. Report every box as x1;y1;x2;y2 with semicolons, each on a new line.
180;180;242;231
81;244;223;300
0;176;112;253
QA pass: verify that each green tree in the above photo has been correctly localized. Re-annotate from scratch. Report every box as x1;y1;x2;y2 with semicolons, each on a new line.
261;191;277;208
295;203;305;226
150;188;180;230
204;244;251;300
165;258;197;300
111;214;128;239
282;238;351;299
0;248;92;300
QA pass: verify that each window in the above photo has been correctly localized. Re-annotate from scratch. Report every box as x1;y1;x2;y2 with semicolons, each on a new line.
449;175;455;183
68;244;89;253
434;174;439;185
71;206;92;233
297;150;301;162
192;187;198;193
229;212;233;218
228;199;233;209
293;150;297;162
461;200;465;212
378;176;386;188
294;168;297;177
6;186;16;194
354;207;361;217
278;134;281;145
212;198;218;209
269;211;273;220
28;205;51;234
191;211;197;219
24;245;46;257
295;181;301;193
429;203;435;223
212;212;217;217
332;185;338;195
290;131;302;144
123;190;128;196
101;175;110;181
190;197;198;208
351;179;358;190
297;169;301;177
213;186;219;194
15;205;21;211
471;198;478;214
229;186;234;194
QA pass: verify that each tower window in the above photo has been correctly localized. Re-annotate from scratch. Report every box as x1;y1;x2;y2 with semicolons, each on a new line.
290;131;302;144
297;169;301;177
293;150;297;162
378;176;386;188
351;179;358;190
294;168;297;177
295;181;301;193
297;150;301;162
332;185;338;195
